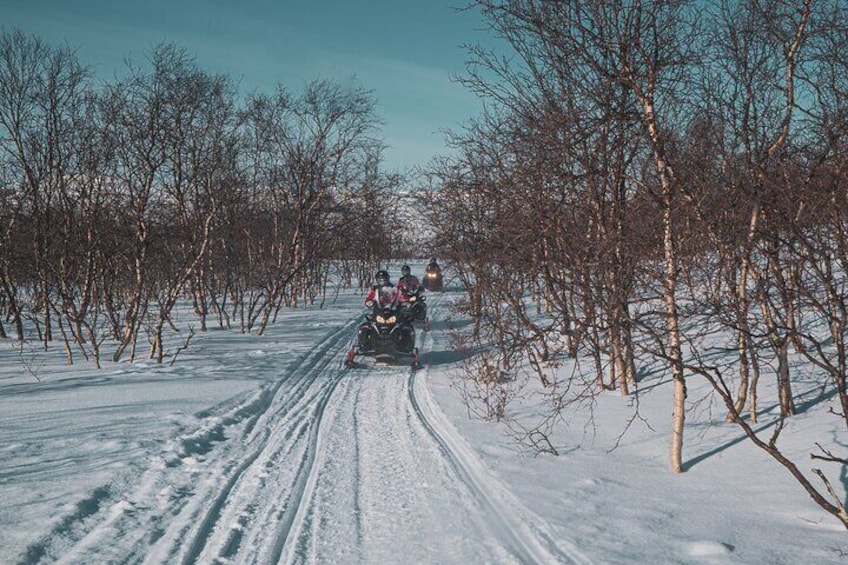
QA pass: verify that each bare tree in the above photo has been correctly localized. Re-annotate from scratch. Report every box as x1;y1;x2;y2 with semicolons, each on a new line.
0;29;94;354
0;31;398;369
100;46;172;362
456;0;697;471
240;79;383;334
144;44;238;362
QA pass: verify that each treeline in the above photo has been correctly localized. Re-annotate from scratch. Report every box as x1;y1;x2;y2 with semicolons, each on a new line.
427;1;848;527
0;30;401;365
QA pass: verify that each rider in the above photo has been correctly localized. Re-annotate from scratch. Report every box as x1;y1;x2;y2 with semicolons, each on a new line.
365;269;398;309
425;257;441;274
396;264;421;302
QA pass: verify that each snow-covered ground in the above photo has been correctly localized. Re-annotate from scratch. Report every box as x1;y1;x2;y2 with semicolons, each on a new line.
1;265;846;564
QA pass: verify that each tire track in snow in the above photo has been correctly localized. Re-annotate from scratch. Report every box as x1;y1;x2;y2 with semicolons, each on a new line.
275;293;510;563
283;363;496;564
404;298;592;565
51;314;362;565
277;375;365;565
406;371;590;565
177;316;358;564
47;288;589;564
277;289;587;564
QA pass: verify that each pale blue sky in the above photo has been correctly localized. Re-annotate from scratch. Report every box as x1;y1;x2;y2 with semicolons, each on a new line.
1;0;494;172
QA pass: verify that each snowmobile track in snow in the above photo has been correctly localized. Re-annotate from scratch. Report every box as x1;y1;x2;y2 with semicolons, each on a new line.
172;316;360;564
27;292;587;564
406;367;589;564
28;315;360;565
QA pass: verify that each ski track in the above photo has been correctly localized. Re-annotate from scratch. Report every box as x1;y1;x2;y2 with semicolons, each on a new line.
23;292;584;565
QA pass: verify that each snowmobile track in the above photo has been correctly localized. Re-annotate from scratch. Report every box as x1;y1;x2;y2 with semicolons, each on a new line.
406;367;590;565
25;290;587;564
175;316;360;564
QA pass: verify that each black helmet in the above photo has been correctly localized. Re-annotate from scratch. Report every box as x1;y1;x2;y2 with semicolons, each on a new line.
401;265;411;276
375;270;389;285
430;257;437;264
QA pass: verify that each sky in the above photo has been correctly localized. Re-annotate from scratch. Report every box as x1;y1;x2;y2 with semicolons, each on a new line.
1;261;846;563
1;0;494;173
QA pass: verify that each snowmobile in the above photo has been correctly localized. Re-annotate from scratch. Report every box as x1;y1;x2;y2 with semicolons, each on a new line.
422;268;443;292
399;286;429;332
346;287;420;369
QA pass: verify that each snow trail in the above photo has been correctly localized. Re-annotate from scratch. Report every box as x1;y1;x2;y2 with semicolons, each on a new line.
17;290;581;564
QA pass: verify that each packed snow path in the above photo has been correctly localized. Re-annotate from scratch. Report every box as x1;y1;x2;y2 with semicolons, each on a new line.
17;293;587;564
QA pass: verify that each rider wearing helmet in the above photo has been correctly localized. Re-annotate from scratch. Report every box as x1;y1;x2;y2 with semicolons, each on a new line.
365;269;397;308
396;264;421;301
425;257;440;274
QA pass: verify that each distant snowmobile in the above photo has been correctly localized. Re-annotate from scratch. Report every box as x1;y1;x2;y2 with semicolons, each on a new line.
422;267;443;292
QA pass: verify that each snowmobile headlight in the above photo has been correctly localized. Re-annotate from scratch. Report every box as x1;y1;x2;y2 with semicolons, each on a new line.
376;315;396;324
408;296;417;302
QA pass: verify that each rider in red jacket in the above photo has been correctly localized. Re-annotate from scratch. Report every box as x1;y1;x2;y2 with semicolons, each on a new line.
365;270;398;309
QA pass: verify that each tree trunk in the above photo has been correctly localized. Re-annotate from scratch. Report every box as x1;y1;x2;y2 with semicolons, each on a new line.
663;187;686;474
776;340;796;417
